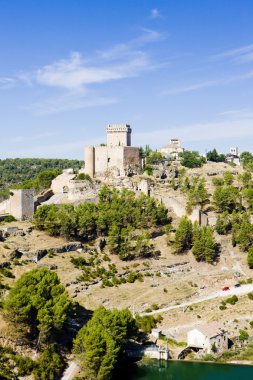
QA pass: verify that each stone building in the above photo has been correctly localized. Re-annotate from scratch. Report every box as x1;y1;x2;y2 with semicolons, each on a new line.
0;189;34;220
226;146;240;166
160;138;184;159
84;124;141;178
187;323;228;354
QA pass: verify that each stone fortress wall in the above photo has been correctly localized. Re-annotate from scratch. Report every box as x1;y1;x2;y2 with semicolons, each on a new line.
84;124;141;178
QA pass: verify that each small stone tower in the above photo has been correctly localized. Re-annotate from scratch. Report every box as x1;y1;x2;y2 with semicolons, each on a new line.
106;124;131;147
9;189;34;220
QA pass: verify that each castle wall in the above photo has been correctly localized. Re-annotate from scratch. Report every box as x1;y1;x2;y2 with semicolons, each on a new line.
123;147;140;166
51;172;75;193
94;146;125;176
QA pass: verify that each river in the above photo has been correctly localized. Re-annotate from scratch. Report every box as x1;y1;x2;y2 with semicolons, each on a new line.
115;360;253;380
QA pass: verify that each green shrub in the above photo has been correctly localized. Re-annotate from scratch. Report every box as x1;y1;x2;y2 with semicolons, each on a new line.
14;355;35;376
226;295;238;305
3;215;16;223
239;329;249;341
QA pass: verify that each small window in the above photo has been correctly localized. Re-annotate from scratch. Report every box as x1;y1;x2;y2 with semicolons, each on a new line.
108;158;110;163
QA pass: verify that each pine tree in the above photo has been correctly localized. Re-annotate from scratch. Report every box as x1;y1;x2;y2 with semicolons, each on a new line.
192;225;216;263
174;216;193;253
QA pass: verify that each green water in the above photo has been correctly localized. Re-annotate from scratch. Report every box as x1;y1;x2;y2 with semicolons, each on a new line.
116;360;253;380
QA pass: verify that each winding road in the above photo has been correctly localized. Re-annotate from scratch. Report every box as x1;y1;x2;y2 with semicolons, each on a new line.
141;283;253;316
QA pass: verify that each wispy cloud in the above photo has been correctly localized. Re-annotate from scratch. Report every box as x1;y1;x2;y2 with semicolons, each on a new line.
1;29;164;114
36;51;152;91
150;9;161;19
8;132;56;144
134;109;253;148
162;70;253;95
212;44;253;64
23;92;118;115
0;77;16;89
35;29;164;91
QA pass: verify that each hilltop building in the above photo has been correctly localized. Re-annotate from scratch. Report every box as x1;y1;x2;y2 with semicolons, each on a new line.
226;146;240;166
160;138;184;159
84;124;141;178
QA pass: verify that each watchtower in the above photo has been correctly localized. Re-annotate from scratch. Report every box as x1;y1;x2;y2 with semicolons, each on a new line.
106;124;131;147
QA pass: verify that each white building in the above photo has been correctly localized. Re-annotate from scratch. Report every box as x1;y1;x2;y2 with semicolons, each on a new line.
187;323;228;354
227;146;240;166
160;138;184;159
230;147;239;156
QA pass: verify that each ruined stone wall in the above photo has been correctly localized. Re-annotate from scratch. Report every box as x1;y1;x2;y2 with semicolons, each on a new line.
0;199;10;215
123;147;140;167
9;190;34;220
154;194;200;223
51;172;75;193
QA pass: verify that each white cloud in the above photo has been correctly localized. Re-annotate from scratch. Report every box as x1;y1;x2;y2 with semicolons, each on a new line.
35;30;163;91
150;9;161;19
212;44;253;64
0;29;164;113
162;70;253;95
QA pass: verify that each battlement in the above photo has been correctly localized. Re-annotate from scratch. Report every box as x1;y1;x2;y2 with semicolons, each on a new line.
107;124;131;147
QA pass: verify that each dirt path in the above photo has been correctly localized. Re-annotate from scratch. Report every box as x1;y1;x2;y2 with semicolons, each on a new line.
61;361;79;380
142;283;253;316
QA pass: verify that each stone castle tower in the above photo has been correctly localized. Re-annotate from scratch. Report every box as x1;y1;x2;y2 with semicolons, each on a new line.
106;124;131;147
84;124;140;178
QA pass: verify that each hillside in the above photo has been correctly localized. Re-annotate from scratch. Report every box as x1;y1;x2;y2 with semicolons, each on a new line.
1;160;253;377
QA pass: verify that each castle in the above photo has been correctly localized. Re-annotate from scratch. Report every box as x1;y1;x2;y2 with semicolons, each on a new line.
84;124;141;178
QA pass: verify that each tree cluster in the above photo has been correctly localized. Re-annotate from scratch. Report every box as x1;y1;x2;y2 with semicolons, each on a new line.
73;306;137;380
33;186;168;255
206;149;226;163
14;169;61;194
179;151;206;168
0;158;83;188
174;217;217;262
3;267;73;344
183;177;209;213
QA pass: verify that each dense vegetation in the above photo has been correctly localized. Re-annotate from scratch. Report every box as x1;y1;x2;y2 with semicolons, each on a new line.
179;151;206;168
3;267;73;345
174;217;218;262
206;149;226;163
0;158;83;186
0;158;83;201
73;306;137;380
0;268;73;379
33;186;168;259
14;169;61;194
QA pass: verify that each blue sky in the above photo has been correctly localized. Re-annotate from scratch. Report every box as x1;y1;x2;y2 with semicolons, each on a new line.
0;0;253;159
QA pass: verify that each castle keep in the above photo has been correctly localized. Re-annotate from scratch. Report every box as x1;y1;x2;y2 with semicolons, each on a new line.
84;124;141;178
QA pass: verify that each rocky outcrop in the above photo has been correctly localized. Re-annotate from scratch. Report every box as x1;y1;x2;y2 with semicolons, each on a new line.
25;243;83;262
